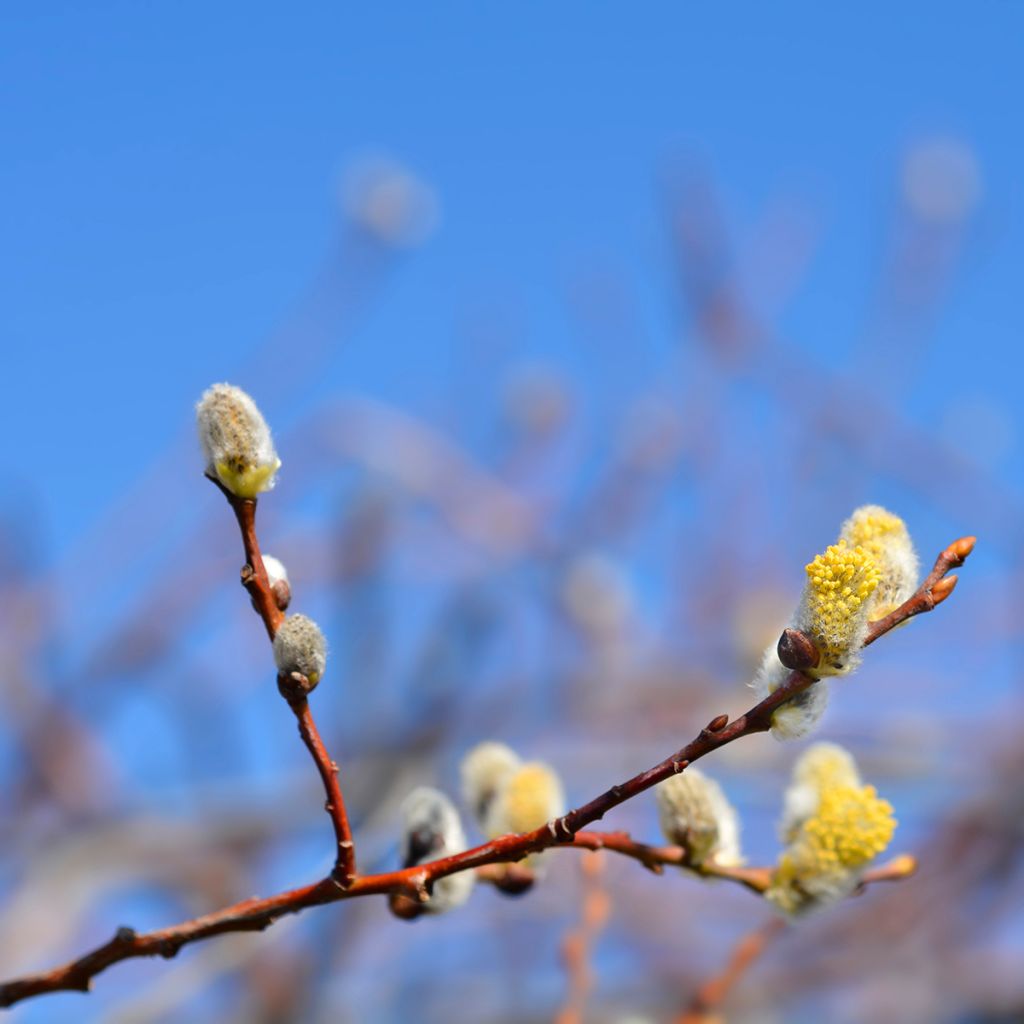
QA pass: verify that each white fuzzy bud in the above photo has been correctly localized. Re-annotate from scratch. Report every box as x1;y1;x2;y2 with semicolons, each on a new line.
261;554;291;611
753;647;829;741
655;767;743;868
399;787;475;914
460;741;520;826
196;383;280;498
273;614;327;691
261;555;289;589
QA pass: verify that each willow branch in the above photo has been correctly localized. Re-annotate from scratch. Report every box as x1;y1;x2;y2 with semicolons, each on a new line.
554;851;609;1024
0;535;970;1008
210;476;356;885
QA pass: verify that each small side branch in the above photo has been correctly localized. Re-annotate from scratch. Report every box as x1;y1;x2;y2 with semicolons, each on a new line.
677;917;786;1024
210;476;356;885
288;697;356;885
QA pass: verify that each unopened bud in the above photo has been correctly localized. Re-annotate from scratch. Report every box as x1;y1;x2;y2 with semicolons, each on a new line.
930;574;958;605
262;555;291;611
776;628;821;672
489;862;536;896
196;383;280;499
946;536;977;563
273;614;327;694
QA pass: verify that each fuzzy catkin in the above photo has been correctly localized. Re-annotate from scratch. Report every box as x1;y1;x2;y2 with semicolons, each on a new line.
751;505;919;741
485;761;565;838
839;505;919;620
196;383;280;498
398;787;475;914
273;614;327;686
752;647;830;741
655;767;743;868
460;741;521;825
766;743;896;916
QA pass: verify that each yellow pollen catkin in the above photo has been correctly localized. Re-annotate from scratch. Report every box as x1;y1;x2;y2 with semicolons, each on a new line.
794;742;860;793
800;784;896;870
488;762;564;837
802;543;880;671
768;745;897;915
840;506;919;619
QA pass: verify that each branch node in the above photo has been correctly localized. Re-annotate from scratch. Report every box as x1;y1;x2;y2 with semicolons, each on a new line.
776;628;821;672
278;671;316;701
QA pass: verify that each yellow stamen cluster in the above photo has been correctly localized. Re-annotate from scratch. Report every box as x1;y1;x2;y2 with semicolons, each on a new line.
486;762;565;838
799;784;896;870
840;505;919;619
801;543;880;672
841;506;905;551
768;744;897;915
793;741;860;794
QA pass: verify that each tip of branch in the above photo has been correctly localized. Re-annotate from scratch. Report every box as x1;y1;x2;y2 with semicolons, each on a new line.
887;853;918;878
945;536;976;564
931;574;958;605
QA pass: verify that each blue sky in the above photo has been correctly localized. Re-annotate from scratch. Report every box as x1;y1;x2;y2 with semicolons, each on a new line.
3;2;1022;557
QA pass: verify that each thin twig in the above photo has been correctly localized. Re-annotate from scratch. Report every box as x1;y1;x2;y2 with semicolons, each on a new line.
210;476;356;884
288;697;356;886
0;535;969;1008
554;851;609;1024
677;917;787;1024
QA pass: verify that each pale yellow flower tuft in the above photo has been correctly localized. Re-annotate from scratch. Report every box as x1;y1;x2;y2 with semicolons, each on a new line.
485;761;565;838
767;743;896;915
839;505;919;619
799;542;881;674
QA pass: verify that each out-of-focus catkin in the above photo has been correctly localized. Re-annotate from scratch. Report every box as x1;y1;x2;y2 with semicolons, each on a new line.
766;743;896;916
485;761;565;838
398;787;475;914
655;767;743;868
461;741;521;825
